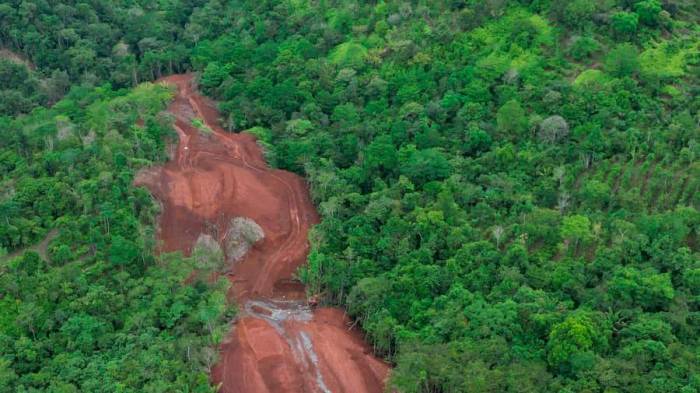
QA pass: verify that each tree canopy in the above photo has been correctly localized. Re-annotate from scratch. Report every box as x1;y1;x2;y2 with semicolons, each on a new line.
2;0;700;392
0;82;233;392
192;1;700;391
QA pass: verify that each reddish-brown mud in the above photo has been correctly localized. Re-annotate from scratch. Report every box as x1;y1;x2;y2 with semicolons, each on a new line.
136;74;389;393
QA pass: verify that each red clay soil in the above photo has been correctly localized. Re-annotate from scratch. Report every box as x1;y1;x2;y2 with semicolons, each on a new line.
135;74;389;393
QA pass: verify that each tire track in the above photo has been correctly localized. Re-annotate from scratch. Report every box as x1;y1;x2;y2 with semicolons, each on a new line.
140;74;389;393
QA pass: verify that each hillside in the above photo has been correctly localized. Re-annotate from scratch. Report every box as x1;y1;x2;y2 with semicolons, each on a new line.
1;1;699;393
0;81;232;391
194;1;700;392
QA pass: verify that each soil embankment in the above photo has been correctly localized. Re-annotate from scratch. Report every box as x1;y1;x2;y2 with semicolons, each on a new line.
136;74;389;393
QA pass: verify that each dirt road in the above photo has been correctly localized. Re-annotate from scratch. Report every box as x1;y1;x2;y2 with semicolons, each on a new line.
136;74;389;393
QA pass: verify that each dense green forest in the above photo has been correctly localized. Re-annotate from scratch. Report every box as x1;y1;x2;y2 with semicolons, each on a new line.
193;1;700;392
0;0;235;115
0;2;235;390
1;0;700;392
0;80;232;391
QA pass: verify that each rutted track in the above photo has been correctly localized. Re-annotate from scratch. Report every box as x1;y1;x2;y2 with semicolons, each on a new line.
135;74;389;393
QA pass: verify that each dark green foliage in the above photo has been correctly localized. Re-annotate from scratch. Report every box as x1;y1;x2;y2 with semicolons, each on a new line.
635;0;663;26
0;0;235;101
0;59;45;115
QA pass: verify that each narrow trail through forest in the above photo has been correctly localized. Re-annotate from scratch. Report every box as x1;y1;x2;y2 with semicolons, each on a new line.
136;74;389;393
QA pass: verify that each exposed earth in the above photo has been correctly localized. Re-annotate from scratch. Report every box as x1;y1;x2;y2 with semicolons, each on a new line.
136;74;389;393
